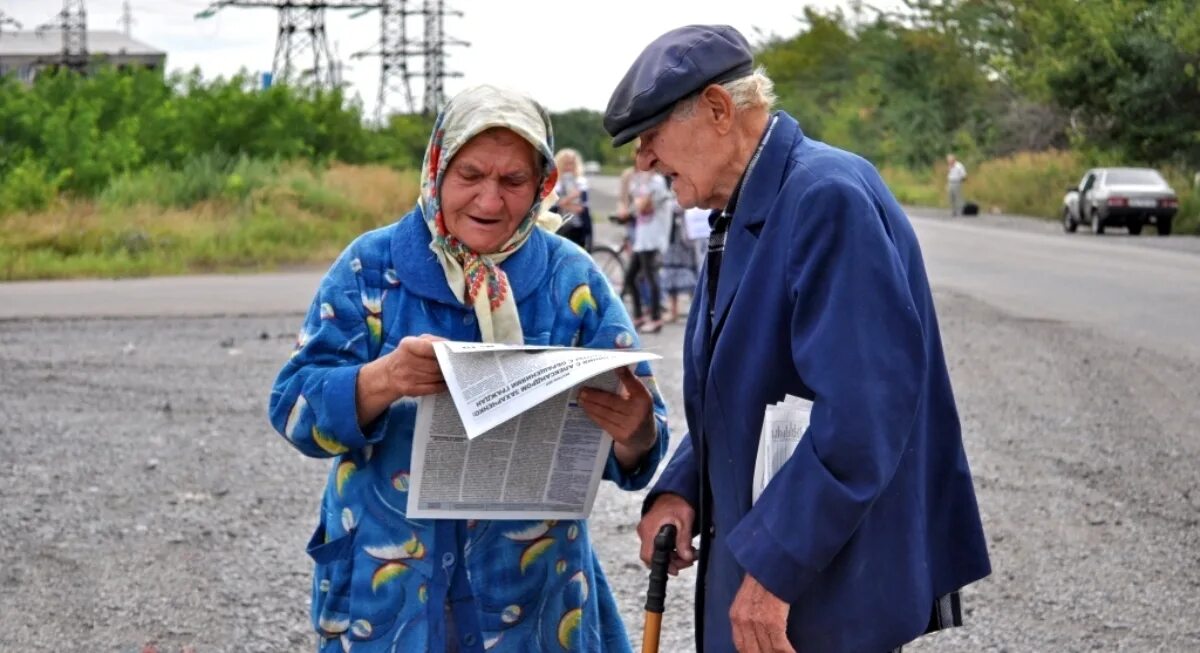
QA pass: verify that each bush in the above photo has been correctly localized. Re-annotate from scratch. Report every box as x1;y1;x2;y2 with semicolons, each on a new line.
965;150;1083;218
99;154;281;210
1166;174;1200;235
0;158;64;214
879;165;942;207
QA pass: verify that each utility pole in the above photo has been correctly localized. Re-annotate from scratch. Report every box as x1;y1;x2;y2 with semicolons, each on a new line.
195;1;376;90
420;0;466;116
274;4;337;87
353;0;419;119
196;0;467;112
35;0;89;73
354;0;466;116
119;0;135;37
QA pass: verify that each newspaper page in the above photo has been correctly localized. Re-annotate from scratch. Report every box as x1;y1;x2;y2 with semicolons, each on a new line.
751;395;814;504
407;342;659;520
430;341;659;440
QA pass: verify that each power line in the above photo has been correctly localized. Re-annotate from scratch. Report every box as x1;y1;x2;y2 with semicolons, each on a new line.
352;0;467;118
35;0;89;73
420;0;466;116
196;1;377;91
353;0;419;119
119;0;135;37
196;1;466;115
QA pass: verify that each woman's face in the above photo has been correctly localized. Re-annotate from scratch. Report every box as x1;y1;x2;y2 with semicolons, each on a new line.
558;155;579;176
441;128;540;254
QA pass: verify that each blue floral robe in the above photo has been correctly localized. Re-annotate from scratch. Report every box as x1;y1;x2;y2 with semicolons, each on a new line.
269;208;669;653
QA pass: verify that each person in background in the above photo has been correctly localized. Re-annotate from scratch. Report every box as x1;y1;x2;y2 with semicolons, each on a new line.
659;199;699;322
268;84;669;653
682;206;713;270
621;168;673;334
946;153;968;216
605;24;991;653
553;148;593;249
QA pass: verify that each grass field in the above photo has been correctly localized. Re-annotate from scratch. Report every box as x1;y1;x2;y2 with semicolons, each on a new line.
0;160;419;281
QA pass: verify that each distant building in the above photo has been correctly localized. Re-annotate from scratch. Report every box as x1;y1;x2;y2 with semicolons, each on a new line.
0;30;165;83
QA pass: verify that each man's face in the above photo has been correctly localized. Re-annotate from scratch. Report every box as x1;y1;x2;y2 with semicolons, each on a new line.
634;108;722;209
440;128;539;254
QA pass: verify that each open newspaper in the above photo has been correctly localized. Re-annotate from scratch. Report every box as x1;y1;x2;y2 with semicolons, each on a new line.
407;341;660;520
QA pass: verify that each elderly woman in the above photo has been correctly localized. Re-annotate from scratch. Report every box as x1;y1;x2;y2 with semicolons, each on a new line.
268;85;668;653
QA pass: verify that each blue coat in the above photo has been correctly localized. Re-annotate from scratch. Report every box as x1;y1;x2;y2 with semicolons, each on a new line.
649;113;990;652
269;209;669;653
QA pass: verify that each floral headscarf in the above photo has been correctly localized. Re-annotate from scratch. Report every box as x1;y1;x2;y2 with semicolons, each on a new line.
418;84;563;344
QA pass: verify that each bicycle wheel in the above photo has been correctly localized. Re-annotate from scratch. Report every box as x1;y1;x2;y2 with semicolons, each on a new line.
588;245;626;297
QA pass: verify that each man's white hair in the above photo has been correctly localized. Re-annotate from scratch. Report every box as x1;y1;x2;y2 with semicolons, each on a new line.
670;67;777;120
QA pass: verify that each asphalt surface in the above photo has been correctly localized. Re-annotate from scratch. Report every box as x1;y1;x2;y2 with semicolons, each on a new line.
2;177;1199;652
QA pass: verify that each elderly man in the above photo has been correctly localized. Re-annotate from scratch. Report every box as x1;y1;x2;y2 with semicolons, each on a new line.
946;153;968;216
604;25;991;653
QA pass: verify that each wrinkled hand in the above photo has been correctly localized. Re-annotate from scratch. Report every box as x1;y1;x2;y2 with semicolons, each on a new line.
383;334;447;397
356;334;446;426
730;575;795;653
637;493;697;576
577;366;656;470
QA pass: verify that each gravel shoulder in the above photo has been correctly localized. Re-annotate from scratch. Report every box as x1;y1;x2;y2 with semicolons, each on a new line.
2;287;1198;652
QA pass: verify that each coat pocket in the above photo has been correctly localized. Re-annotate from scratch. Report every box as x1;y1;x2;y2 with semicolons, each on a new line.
307;522;355;638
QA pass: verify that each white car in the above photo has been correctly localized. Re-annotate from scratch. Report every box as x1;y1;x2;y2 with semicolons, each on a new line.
1062;167;1179;236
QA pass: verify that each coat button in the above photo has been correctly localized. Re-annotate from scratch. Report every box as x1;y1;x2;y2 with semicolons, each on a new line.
442;551;455;566
708;524;715;537
463;314;475;325
463;633;477;646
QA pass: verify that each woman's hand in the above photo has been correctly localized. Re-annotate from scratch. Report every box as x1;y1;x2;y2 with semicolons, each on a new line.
384;335;448;396
577;366;657;471
356;335;447;425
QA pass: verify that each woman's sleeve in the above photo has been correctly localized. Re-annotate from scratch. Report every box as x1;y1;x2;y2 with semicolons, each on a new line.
267;245;392;458
574;263;669;490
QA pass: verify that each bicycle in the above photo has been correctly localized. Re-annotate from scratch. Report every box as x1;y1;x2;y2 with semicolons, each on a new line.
556;212;628;296
587;242;627;297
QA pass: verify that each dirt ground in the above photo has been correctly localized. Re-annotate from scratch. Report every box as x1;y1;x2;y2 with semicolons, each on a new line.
2;284;1199;652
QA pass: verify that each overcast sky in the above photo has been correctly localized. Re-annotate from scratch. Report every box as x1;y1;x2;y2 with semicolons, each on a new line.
2;0;897;114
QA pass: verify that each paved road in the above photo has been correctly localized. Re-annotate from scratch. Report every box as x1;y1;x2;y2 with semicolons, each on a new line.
906;207;1200;358
6;179;1196;362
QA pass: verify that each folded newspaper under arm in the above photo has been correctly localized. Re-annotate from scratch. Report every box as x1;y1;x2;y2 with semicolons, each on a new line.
406;341;661;520
752;394;814;505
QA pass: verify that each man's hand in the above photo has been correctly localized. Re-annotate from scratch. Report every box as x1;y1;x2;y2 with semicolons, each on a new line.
636;493;697;576
578;367;657;471
730;574;795;653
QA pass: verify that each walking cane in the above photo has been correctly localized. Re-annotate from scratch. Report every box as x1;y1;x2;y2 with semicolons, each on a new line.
642;523;677;653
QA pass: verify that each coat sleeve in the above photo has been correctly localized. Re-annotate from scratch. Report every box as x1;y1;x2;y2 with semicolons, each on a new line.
267;243;391;458
575;263;669;491
641;433;700;523
726;177;928;604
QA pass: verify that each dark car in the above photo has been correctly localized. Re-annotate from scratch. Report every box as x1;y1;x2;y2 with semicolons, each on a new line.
1062;167;1179;235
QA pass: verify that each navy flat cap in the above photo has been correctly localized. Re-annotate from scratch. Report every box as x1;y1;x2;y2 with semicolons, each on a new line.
604;24;754;147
